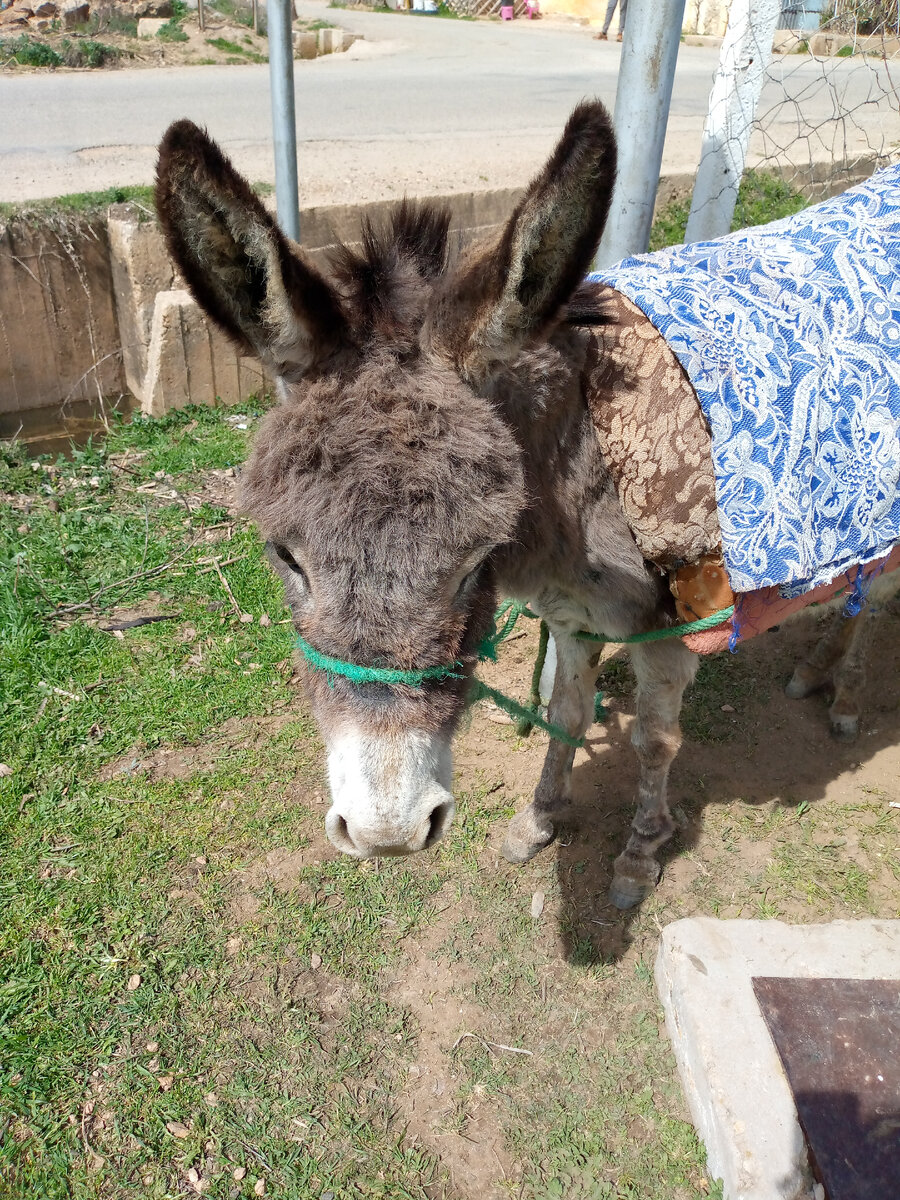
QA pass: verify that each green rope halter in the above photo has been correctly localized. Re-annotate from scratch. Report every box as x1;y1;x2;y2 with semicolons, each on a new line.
295;603;734;747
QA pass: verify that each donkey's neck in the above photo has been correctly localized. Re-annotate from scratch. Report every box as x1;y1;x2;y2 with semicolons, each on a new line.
489;327;670;638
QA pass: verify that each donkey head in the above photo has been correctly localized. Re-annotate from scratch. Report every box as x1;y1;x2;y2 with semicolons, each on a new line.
156;103;616;858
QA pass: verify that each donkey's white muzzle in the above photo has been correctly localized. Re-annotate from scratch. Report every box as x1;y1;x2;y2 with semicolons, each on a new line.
325;728;455;858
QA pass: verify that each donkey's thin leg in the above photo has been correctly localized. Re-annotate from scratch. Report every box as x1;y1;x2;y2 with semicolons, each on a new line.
785;610;856;700
828;613;876;741
502;633;598;865
609;639;698;910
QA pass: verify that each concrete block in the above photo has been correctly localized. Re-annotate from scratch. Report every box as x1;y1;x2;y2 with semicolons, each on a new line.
108;204;175;404
655;918;900;1200
141;289;269;417
138;16;168;37
317;26;339;54
293;30;316;59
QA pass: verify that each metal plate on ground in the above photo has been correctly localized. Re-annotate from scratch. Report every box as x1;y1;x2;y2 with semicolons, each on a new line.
753;977;900;1200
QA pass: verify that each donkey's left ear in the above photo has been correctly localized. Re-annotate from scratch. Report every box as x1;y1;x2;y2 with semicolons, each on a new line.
429;101;616;382
156;120;349;378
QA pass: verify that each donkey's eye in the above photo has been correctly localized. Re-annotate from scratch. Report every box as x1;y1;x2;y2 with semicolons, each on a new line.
271;543;309;588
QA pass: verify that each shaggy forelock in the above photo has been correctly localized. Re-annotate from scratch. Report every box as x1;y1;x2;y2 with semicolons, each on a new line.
239;351;525;572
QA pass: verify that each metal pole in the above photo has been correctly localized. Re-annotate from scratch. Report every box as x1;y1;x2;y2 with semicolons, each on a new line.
684;0;781;244
268;0;300;241
593;0;687;268
198;0;204;31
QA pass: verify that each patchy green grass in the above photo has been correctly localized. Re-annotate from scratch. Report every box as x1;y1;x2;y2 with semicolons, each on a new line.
649;169;808;250
0;32;126;68
205;36;267;61
0;34;63;67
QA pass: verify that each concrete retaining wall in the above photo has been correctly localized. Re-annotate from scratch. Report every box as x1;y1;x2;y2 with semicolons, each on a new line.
0;214;125;425
2;160;894;428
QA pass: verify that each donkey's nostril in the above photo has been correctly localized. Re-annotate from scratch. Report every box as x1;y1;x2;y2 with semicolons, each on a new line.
327;812;359;856
424;801;451;849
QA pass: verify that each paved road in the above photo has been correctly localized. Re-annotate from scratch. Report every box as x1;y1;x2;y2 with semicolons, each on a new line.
2;3;897;205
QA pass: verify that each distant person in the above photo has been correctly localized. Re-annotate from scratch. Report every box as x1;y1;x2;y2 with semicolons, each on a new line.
594;0;627;41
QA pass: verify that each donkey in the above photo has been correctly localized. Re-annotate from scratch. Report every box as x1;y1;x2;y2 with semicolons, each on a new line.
155;103;898;909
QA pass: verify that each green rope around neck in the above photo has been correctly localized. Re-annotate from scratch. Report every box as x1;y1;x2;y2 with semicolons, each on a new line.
295;602;735;747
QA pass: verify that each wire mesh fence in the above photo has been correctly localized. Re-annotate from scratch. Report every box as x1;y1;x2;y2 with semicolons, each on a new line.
687;0;900;239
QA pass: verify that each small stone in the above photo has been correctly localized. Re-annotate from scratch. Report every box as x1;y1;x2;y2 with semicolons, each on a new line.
17;523;29;534
165;1120;190;1138
530;890;545;919
254;1180;266;1196
0;764;12;777
204;1091;218;1107
239;613;254;623
145;1041;159;1052
259;613;271;627
233;1166;247;1181
720;704;735;713
157;1075;174;1091
187;1167;200;1184
143;1176;153;1186
310;953;322;970
127;973;141;991
195;855;207;866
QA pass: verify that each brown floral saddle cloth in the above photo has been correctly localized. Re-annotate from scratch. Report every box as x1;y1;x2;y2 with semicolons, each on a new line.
579;283;731;622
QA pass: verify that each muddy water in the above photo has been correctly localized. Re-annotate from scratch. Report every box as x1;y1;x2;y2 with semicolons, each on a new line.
0;396;137;458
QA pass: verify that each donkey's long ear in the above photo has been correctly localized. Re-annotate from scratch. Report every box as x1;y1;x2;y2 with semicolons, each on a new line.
429;101;616;382
156;120;349;377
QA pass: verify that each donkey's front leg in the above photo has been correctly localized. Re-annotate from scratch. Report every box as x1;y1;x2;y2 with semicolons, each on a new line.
502;632;599;864
609;639;698;909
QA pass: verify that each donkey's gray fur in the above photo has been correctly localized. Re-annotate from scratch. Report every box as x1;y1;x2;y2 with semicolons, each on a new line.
156;104;896;908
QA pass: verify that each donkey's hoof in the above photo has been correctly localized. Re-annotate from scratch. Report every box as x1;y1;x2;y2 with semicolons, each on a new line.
501;808;556;864
785;664;825;700
608;879;654;910
609;852;661;910
829;710;859;741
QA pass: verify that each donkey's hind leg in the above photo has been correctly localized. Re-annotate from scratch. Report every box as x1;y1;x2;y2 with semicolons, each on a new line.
609;638;698;910
785;608;857;704
787;574;898;740
501;632;599;865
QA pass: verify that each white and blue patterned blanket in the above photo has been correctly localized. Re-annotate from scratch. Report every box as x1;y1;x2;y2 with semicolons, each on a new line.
590;166;900;595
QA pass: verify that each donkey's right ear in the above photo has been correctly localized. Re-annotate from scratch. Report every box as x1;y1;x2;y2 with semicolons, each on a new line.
156;120;349;378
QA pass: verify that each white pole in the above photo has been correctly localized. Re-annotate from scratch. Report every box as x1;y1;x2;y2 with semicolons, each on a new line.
268;0;300;242
684;0;781;244
593;0;687;268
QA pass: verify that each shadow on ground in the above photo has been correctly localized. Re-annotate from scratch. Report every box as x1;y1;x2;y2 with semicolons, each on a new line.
550;602;900;966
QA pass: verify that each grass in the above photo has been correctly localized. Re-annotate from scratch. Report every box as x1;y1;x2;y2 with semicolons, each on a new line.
205;36;267;62
649;169;809;251
0;33;124;68
0;182;274;223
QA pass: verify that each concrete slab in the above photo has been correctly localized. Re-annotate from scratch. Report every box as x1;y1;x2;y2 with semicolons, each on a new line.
655;918;900;1200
